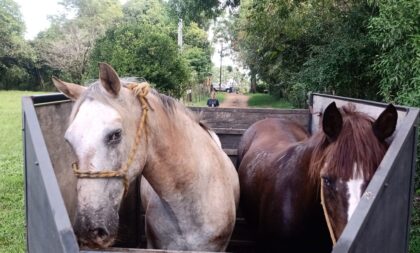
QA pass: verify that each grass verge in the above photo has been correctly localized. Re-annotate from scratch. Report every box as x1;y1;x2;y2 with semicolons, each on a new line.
247;93;293;108
410;196;420;253
0;91;44;253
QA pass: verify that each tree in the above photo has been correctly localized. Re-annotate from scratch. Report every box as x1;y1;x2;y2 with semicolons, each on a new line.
212;14;234;90
168;0;236;27
85;0;202;97
0;0;24;55
296;2;381;100
368;1;420;235
369;0;420;107
88;23;190;97
183;22;212;83
84;0;214;98
34;0;123;83
0;0;38;90
232;0;311;96
232;0;383;104
122;0;172;30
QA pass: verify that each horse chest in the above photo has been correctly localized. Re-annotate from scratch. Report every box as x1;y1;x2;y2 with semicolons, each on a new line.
144;201;227;251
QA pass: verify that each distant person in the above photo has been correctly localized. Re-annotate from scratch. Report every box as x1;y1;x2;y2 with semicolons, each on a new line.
207;91;219;108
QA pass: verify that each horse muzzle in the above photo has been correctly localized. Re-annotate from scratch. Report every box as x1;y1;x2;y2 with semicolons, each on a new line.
74;211;119;249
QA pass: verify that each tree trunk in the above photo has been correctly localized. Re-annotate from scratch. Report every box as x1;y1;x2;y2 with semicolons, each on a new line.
250;71;257;93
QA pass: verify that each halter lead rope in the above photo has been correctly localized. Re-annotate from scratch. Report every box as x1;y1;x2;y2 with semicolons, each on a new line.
72;82;150;196
320;179;337;246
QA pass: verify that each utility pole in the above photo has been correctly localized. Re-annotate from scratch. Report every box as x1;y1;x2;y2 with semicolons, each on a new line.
219;42;223;90
176;3;183;51
178;18;183;51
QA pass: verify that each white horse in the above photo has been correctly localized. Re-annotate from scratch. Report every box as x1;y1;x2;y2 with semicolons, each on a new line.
53;63;239;251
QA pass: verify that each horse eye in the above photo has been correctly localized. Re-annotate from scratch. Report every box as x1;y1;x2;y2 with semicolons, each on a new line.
106;129;122;145
322;176;334;188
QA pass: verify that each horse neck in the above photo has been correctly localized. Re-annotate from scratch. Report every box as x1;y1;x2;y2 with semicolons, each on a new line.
293;133;325;196
141;94;209;199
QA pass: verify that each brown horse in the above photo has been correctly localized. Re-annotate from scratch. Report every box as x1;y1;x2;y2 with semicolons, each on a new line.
52;63;239;251
237;102;397;252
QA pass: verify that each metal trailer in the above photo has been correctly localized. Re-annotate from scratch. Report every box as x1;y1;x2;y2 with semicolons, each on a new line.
22;93;419;253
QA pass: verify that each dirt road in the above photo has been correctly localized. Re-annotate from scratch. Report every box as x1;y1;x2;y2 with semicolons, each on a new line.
220;93;249;108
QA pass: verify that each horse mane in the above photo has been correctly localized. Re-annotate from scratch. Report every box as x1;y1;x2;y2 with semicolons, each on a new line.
69;78;200;126
308;104;389;185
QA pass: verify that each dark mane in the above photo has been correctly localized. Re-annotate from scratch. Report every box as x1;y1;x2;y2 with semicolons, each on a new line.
152;90;177;112
309;104;388;183
146;87;200;124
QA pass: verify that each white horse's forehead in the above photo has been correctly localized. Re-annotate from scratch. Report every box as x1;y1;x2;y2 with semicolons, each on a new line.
66;100;121;143
346;163;364;222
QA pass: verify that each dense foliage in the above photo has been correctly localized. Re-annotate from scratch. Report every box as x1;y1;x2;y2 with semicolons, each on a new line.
168;0;239;27
0;0;37;90
232;0;419;108
88;22;191;97
0;0;214;98
369;0;420;107
0;0;418;102
87;0;214;97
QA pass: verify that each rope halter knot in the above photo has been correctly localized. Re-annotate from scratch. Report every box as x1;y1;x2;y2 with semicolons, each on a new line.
72;82;151;196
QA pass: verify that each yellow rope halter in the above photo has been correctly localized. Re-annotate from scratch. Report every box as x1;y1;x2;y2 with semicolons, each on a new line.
72;82;150;196
320;179;337;246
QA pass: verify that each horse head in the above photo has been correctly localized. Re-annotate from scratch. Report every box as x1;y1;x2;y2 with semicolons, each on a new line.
315;102;397;241
53;63;147;248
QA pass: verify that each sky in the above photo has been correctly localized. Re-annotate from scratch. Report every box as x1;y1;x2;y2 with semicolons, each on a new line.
15;0;66;40
208;21;234;68
14;0;235;68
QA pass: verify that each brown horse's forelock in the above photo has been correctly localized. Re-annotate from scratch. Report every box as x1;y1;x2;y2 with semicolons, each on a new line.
309;104;389;185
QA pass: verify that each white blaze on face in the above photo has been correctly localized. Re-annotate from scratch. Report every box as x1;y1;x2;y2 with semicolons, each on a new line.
66;99;124;210
66;100;122;168
346;163;364;222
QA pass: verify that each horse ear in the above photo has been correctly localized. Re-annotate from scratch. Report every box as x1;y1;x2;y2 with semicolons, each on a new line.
99;62;121;96
322;102;343;141
52;77;86;101
372;104;397;141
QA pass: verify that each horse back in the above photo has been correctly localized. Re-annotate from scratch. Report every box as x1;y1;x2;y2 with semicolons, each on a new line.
237;118;331;251
237;118;310;224
237;118;308;167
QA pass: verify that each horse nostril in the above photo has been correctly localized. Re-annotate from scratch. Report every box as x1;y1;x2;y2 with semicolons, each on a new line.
92;227;109;239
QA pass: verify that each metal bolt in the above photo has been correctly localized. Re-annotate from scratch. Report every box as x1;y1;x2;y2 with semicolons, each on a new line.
363;191;374;200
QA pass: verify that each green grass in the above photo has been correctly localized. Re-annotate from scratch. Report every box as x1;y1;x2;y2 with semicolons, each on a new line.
0;91;45;253
247;93;293;108
188;92;226;107
411;196;420;253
